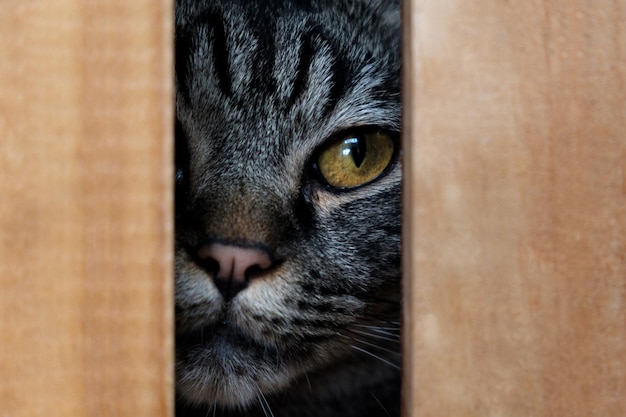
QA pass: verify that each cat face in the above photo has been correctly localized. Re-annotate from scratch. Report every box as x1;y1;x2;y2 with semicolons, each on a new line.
175;0;401;409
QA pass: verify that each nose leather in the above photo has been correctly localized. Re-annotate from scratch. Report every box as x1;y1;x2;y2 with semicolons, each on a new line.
197;243;272;300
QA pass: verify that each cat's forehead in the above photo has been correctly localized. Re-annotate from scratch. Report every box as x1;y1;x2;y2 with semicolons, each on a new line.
176;8;400;130
175;0;401;176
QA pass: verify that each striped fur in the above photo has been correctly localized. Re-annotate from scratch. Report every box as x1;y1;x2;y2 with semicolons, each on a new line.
175;1;401;416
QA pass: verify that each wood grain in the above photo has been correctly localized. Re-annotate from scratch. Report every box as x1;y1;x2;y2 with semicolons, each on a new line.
403;0;626;416
0;1;173;416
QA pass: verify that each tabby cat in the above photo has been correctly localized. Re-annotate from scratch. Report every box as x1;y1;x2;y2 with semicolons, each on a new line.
174;0;401;416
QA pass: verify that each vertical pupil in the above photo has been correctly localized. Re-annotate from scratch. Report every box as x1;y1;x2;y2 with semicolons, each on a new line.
343;136;366;168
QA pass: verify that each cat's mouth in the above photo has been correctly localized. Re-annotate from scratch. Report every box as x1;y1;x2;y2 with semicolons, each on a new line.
175;319;299;408
176;318;262;351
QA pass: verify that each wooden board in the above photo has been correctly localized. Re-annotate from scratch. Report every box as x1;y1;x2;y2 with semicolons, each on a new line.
403;0;626;415
0;1;173;416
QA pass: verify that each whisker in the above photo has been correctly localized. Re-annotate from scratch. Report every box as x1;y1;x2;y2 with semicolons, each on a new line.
353;323;400;332
256;393;269;417
342;334;400;356
349;328;400;343
257;390;275;417
371;392;392;417
354;324;400;336
304;372;313;394
350;345;401;370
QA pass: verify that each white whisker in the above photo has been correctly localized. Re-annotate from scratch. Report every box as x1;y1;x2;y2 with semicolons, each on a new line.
209;403;217;417
371;392;391;417
256;390;275;417
355;324;400;332
350;345;401;370
256;393;269;417
350;328;400;343
347;335;400;356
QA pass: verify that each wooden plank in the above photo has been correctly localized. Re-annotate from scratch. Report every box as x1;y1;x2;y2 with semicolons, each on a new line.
403;0;626;416
0;1;173;416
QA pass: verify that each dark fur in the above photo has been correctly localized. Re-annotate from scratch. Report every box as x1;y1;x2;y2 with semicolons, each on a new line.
175;0;401;415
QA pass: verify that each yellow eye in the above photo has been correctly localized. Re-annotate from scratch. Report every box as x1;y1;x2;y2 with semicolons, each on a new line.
315;130;395;189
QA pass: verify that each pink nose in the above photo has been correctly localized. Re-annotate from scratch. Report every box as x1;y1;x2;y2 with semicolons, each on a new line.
197;243;272;300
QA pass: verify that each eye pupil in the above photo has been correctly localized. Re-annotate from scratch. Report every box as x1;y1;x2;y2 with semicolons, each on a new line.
344;137;366;168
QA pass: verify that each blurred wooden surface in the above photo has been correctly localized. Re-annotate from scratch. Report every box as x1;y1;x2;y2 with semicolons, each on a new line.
0;1;173;416
403;0;625;416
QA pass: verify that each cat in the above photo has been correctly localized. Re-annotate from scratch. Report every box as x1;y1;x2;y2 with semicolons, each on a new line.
174;0;402;416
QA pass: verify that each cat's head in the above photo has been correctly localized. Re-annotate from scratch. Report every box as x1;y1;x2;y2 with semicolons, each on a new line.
175;0;401;409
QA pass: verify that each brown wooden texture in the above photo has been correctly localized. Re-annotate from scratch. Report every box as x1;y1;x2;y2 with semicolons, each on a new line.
403;0;626;416
0;1;173;416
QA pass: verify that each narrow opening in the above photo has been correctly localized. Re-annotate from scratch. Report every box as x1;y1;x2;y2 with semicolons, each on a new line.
173;1;403;416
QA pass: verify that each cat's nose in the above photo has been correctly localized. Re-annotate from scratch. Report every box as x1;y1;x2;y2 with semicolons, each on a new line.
196;243;273;301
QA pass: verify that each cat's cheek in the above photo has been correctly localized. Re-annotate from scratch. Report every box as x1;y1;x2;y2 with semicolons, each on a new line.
174;258;224;333
230;276;298;343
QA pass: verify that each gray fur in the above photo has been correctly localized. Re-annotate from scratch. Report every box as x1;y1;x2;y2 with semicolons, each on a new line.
175;0;401;416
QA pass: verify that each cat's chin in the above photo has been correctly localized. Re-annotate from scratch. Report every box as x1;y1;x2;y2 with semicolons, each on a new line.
176;323;300;408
